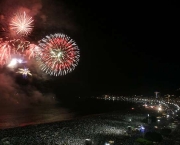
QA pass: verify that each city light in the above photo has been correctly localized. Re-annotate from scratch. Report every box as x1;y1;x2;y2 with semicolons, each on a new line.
141;126;145;130
158;107;162;111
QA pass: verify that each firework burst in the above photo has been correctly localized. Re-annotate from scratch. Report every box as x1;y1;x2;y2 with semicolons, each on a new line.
9;39;30;55
0;41;11;66
36;33;80;76
16;67;32;78
9;11;34;36
25;44;41;59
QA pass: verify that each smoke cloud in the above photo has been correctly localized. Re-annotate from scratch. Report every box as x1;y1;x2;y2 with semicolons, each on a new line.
0;0;42;16
0;72;56;109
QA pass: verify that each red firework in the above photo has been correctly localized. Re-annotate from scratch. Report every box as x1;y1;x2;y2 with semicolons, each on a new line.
0;41;11;66
9;39;30;54
36;33;80;76
25;44;41;59
0;39;30;66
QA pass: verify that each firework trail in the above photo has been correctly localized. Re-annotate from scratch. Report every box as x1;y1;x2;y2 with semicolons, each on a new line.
0;39;30;67
25;44;41;59
9;39;30;54
0;41;11;66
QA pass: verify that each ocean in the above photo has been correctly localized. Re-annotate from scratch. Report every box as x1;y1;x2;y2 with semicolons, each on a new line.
0;98;135;129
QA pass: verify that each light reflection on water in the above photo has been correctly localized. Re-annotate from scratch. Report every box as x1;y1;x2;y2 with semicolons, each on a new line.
0;105;75;129
0;99;134;129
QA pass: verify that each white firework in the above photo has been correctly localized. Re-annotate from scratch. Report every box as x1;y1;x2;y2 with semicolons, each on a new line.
16;67;32;77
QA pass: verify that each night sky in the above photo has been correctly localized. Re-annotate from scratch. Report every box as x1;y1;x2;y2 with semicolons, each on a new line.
59;0;179;96
0;0;179;99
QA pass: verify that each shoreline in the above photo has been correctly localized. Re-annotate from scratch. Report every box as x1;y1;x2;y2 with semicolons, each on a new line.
0;102;179;144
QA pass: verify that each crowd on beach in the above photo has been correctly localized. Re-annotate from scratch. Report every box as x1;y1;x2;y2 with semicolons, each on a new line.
1;98;180;145
0;112;147;145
